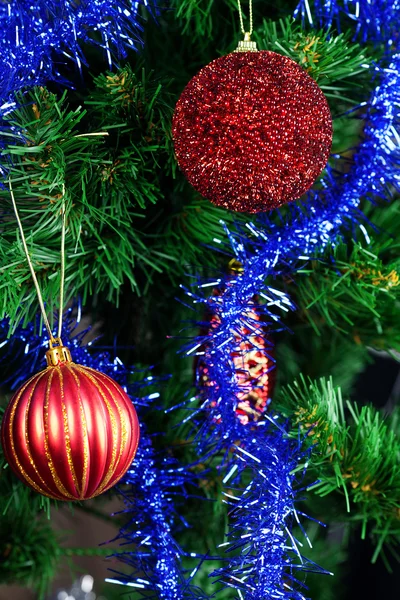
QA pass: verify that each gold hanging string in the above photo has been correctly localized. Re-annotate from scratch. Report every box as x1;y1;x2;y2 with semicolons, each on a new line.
235;0;257;51
58;188;66;341
237;0;253;39
8;179;67;344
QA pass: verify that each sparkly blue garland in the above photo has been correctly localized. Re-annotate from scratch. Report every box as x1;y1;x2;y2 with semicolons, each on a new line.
106;431;206;599
295;0;400;44
212;424;329;600
0;0;153;94
0;0;156;139
179;286;291;456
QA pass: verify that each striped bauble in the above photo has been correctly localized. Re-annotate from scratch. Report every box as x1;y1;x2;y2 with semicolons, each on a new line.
1;343;140;500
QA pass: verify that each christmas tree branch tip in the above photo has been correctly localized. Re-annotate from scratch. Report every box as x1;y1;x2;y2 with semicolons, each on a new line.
278;376;400;560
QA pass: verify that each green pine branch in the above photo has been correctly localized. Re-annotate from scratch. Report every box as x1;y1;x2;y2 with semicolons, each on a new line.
0;67;256;333
170;0;239;40
154;194;251;277
86;65;176;183
278;376;400;562
288;239;400;351
0;69;175;333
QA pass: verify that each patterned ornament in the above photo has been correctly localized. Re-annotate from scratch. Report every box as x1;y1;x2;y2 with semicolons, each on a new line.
198;290;275;425
1;340;140;501
172;50;332;213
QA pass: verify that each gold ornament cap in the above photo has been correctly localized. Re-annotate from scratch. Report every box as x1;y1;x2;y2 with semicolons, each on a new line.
235;32;258;52
46;338;72;366
228;258;244;275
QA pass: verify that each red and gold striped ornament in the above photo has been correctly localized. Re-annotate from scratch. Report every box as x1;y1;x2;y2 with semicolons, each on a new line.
1;340;140;501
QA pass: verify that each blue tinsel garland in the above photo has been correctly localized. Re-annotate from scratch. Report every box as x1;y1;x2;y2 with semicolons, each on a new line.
0;0;156;167
0;0;154;106
106;432;206;599
295;0;400;44
212;424;329;600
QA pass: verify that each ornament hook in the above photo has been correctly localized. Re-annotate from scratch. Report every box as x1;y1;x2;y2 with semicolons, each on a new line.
46;337;72;366
235;31;258;52
228;258;244;274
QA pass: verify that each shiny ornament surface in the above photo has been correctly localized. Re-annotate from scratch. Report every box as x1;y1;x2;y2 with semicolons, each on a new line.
172;51;332;213
1;347;140;500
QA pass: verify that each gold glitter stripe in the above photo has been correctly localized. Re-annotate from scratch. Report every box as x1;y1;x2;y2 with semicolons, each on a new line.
58;367;80;495
87;428;140;499
87;370;128;459
7;371;55;497
43;369;75;500
73;366;119;494
99;371;140;460
23;369;61;497
64;364;89;499
81;370;139;500
94;375;127;489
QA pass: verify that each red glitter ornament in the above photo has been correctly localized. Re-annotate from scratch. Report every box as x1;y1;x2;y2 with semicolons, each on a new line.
1;341;140;500
172;51;332;213
198;291;275;425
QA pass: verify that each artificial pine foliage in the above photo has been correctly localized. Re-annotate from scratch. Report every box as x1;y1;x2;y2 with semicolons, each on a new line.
0;1;399;599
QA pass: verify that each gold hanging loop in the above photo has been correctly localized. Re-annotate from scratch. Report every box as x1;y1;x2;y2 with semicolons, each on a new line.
8;179;67;349
236;0;258;52
45;337;72;366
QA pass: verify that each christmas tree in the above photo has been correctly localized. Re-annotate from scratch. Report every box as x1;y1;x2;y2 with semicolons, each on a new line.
0;1;399;599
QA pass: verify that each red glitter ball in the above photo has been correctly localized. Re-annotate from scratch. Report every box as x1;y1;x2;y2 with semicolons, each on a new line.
172;51;333;213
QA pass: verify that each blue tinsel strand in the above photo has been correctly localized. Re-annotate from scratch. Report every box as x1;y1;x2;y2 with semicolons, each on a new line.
0;307;127;390
294;0;400;46
0;0;155;102
179;284;292;455
0;1;156;175
212;423;328;600
107;432;207;600
0;308;201;600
